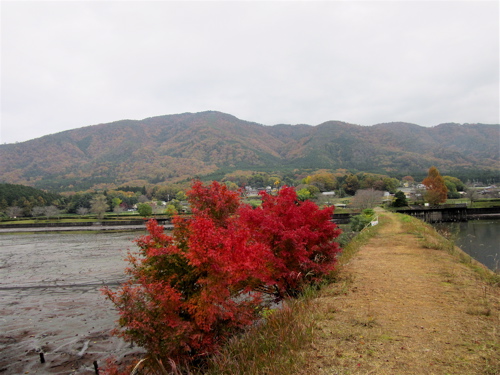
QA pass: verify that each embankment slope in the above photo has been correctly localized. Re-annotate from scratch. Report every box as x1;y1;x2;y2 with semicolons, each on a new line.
301;211;499;374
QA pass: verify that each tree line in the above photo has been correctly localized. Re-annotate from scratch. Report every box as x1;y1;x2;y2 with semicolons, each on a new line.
0;167;482;219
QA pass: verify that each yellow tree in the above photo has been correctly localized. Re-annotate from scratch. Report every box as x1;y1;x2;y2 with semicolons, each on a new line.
309;173;337;192
422;166;448;205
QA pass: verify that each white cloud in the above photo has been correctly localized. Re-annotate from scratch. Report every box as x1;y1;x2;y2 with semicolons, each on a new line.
1;1;498;143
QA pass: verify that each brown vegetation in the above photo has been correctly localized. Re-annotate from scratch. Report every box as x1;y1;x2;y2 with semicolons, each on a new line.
300;211;499;374
423;166;448;205
0;111;498;191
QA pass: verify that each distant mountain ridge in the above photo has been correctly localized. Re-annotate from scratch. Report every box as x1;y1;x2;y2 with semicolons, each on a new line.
1;111;498;191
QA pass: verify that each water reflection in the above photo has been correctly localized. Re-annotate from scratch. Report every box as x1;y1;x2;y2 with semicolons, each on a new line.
433;220;500;272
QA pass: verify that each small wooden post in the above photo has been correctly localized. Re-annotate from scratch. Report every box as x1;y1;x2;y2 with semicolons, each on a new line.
93;360;99;374
39;352;45;363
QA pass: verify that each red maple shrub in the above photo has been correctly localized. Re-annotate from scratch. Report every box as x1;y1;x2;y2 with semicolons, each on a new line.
102;181;340;371
239;186;341;299
186;179;240;225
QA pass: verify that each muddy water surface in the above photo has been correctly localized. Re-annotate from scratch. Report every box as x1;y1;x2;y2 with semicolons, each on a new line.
0;231;146;374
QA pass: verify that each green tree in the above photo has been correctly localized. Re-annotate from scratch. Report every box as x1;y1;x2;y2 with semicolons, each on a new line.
138;203;153;217
443;176;465;198
296;188;312;201
111;197;122;209
154;186;175;202
224;181;239;191
0;183;62;208
392;191;408;207
19;197;33;217
335;187;347;198
300;184;320;199
443;176;465;191
350;209;375;231
66;193;93;214
248;173;268;187
444;180;460;199
175;190;187;201
383;177;400;194
165;204;178;218
0;198;8;212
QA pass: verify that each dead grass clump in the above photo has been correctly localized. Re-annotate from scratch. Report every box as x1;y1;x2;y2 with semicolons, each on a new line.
202;294;316;375
465;307;492;316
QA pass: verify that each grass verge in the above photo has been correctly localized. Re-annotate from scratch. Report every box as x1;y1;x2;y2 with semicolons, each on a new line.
396;213;500;286
201;289;317;375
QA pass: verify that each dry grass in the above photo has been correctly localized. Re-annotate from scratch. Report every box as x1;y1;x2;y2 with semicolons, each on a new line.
298;211;500;375
201;290;317;375
328;214;387;281
397;213;500;286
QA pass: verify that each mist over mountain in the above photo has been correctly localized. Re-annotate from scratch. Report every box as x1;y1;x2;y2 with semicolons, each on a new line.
1;111;498;191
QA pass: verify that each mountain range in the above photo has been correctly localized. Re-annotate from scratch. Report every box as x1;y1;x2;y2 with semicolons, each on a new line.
1;111;498;191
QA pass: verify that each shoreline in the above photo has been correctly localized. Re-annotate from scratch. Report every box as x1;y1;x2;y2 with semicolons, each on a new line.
0;222;174;234
0;224;148;233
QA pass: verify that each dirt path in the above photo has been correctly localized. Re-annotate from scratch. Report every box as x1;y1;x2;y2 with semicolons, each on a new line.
302;211;500;374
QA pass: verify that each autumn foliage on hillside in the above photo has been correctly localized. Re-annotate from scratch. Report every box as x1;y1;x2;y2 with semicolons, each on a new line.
1;112;498;193
102;181;340;372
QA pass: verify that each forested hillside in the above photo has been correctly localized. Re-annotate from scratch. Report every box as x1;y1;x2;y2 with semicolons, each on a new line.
0;111;498;191
0;183;62;207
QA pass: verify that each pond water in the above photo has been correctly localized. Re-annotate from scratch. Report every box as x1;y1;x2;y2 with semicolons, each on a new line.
432;220;500;272
0;231;146;374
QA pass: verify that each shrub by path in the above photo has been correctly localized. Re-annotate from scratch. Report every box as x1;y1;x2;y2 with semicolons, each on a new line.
301;211;500;374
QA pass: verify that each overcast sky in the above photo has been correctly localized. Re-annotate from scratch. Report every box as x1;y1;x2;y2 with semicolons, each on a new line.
1;1;499;144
